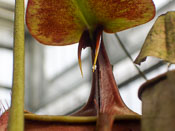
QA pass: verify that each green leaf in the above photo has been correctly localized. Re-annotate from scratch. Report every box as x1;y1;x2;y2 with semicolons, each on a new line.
26;0;155;46
135;11;175;64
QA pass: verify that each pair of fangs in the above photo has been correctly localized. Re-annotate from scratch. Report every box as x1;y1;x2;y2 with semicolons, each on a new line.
78;29;102;77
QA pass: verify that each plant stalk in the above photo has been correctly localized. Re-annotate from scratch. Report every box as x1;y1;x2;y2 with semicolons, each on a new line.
8;0;25;130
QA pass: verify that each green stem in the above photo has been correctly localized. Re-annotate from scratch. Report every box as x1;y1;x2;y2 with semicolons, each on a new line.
8;0;25;130
115;33;147;81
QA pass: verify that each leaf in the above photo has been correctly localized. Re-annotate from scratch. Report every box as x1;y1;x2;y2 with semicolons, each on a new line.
135;11;175;65
26;0;155;46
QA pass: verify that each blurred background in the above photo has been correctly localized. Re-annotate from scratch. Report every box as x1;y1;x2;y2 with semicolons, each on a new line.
0;0;175;115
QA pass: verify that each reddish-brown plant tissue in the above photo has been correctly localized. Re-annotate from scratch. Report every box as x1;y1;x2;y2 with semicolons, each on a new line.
0;110;140;131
